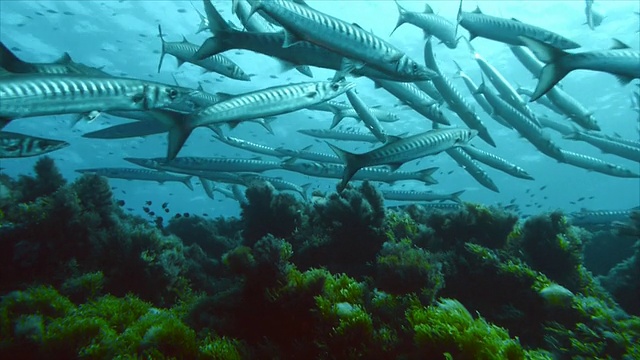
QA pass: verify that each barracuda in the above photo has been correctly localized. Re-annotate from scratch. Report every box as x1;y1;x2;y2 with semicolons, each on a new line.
248;0;433;81
445;146;499;193
558;150;640;178
0;42;109;76
281;160;439;185
76;167;194;190
461;145;534;180
297;128;381;143
308;100;399;128
519;36;640;101
391;1;458;49
0;131;69;158
152;80;354;160
327;127;477;190
277;146;342;164
452;60;513;129
381;189;465;204
125;156;283;173
372;78;449;125
345;89;388;143
563;130;640;162
545;86;600;131
157;25;250;81
0;73;189;128
509;45;543;78
217;136;284;158
516;87;565;116
475;81;565;161
457;2;580;49
423;39;495;146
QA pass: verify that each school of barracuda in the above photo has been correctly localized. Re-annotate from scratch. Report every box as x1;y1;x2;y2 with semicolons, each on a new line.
0;0;638;221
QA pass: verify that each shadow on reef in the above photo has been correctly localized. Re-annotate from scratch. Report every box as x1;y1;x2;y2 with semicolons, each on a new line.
0;158;638;359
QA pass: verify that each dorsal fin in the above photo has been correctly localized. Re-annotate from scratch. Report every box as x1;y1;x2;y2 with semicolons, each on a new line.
472;6;482;14
55;52;72;64
424;4;434;13
611;38;631;50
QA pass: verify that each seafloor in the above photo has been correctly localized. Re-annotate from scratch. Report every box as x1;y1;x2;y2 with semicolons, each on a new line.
0;157;638;359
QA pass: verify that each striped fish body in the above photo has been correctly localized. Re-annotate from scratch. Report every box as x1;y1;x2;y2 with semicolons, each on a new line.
76;167;194;190
147;156;283;173
392;2;458;48
373;78;449;125
564;131;640;162
559;150;640;178
478;82;564;161
282;161;438;185
414;80;445;104
545;87;599;131
509;45;543;77
454;69;512;129
277;147;341;163
462;145;534;180
423;40;495;146
159;32;250;81
298;128;379;143
446;147;499;192
252;0;432;81
381;189;464;203
0;74;187;124
328;128;477;190
234;0;281;33
219;136;283;158
346;89;387;142
0;131;69;158
458;8;580;49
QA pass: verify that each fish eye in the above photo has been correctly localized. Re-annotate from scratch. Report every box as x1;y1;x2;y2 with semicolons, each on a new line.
331;83;340;91
166;88;178;99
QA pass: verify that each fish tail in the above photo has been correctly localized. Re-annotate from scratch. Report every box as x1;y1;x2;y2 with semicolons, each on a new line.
326;142;361;192
247;0;262;19
182;176;195;191
418;167;439;185
157;24;167;73
295;65;314;78
450;190;465;204
149;110;193;160
517;36;569;101
330;111;346;129
0;42;25;72
455;0;463;36
390;0;406;36
194;32;234;60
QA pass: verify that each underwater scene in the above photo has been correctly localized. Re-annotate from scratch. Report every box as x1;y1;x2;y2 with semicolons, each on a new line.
0;0;639;358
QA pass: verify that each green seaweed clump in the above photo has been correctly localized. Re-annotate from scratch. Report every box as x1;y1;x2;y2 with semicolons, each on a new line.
15;156;66;203
406;298;532;360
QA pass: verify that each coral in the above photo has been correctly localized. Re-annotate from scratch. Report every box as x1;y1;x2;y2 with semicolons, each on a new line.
166;215;241;258
599;241;640;316
60;271;105;303
375;238;444;303
240;182;306;246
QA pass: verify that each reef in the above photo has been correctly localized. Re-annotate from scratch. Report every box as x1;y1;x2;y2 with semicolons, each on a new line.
0;158;638;359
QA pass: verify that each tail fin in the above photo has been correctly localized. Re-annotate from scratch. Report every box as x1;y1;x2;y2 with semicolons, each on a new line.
417;167;439;185
389;0;406;36
149;110;194;160
450;190;465;204
455;0;463;37
326;142;362;191
194;34;234;60
182;176;195;191
203;0;232;33
517;36;569;101
330;112;347;129
157;25;167;73
0;42;25;72
191;2;210;34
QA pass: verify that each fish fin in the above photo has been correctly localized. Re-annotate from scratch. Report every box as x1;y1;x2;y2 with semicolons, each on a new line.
177;59;186;67
203;0;232;33
531;63;568;101
252;118;275;135
326;142;361;191
613;74;634;85
518;35;567;64
0;42;26;71
518;36;569;101
281;157;299;165
54;52;72;64
295;65;313;77
386;135;403;143
300;144;313;152
387;163;403;172
472;6;482;14
610;38;631;50
330;112;346;129
0;117;12;129
194;36;229;60
282;29;303;48
510;17;521;22
390;0;406;36
149;110;193;160
215;92;235;100
182;176;194;191
200;178;215;199
424;4;434;13
450;190;465;204
418;167;439;184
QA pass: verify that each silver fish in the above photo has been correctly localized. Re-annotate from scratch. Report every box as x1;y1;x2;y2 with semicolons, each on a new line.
249;0;434;81
328;128;477;190
445;146;500;193
519;36;640;101
381;189;465;203
276;145;342;164
76;167;194;190
298;128;380;143
558;150;640;178
157;25;251;81
126;156;283;173
152;81;354;160
391;1;458;48
457;3;580;49
217;135;284;158
346;89;388;143
0;73;189;128
461;145;534;180
372;78;450;125
0;131;69;158
423;39;495;146
563;130;640;162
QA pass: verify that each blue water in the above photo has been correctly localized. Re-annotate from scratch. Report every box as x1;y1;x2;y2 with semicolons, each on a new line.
1;0;638;220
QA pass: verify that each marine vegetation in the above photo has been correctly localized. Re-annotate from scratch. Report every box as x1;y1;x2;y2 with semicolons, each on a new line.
0;159;638;359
